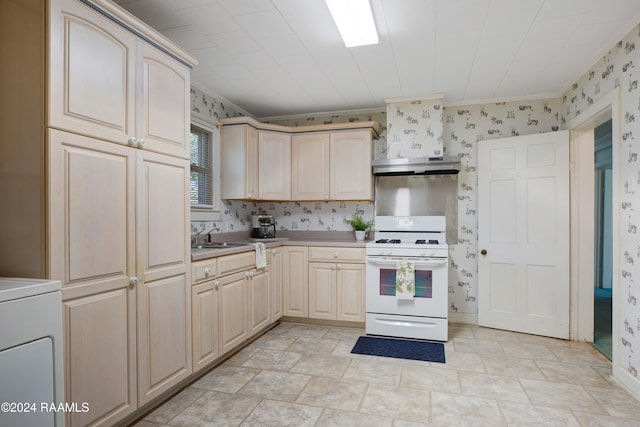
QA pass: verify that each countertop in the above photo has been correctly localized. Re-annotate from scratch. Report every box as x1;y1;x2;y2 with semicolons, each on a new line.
191;230;371;261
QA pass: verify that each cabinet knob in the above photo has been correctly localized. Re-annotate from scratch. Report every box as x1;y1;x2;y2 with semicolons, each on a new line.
128;136;137;147
129;276;141;288
480;249;487;256
331;264;336;270
324;195;329;200
333;252;338;258
337;264;342;270
247;193;253;198
214;281;220;290
204;267;211;277
137;139;145;149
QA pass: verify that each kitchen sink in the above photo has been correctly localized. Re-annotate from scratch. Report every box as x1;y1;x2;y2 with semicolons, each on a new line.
192;242;251;250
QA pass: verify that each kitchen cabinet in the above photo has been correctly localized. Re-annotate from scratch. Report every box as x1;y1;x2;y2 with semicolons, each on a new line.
292;133;331;200
282;247;309;317
2;1;197;425
192;250;273;368
49;129;192;416
308;247;366;322
49;0;191;159
221;124;259;199
330;131;374;200
258;131;292;200
191;279;219;373
248;267;271;335
219;117;380;201
292;130;374;201
270;248;283;321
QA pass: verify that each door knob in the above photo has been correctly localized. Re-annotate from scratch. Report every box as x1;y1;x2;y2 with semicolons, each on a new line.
480;249;487;256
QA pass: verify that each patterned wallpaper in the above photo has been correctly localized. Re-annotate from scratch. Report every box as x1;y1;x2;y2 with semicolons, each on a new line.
386;98;444;158
561;24;640;383
190;24;640;387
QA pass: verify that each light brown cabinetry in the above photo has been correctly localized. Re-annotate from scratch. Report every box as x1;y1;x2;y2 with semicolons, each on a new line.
1;1;197;426
292;131;374;201
330;131;374;200
220;117;380;201
306;247;366;322
270;248;283;321
282;247;309;317
49;0;191;159
292;133;331;200
191;250;274;370
220;124;259;199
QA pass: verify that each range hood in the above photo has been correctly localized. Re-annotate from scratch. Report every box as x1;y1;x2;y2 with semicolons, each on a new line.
372;156;461;176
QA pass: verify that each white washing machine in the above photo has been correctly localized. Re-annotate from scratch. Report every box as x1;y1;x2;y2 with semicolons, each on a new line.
0;278;64;427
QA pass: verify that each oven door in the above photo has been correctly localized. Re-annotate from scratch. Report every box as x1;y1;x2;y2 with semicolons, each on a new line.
365;256;448;318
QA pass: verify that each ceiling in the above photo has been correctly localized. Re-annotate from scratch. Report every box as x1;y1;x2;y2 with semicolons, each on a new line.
114;0;640;119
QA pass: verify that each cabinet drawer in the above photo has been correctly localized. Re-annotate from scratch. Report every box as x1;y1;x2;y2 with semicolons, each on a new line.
218;251;255;276
308;247;365;263
192;259;218;284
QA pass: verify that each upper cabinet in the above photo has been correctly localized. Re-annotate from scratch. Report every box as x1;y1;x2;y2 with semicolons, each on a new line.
292;130;374;201
330;130;374;200
49;0;194;159
292;133;330;200
258;131;291;200
220;117;381;201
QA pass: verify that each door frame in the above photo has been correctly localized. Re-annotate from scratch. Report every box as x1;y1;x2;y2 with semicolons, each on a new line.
567;87;621;360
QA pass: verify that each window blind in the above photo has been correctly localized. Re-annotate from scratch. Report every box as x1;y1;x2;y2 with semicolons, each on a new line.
190;125;213;206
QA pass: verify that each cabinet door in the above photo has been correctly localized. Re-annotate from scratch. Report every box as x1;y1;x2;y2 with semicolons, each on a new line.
137;150;190;283
136;41;191;159
49;0;136;145
136;150;191;404
137;274;191;404
48;129;135;300
219;272;249;356
336;263;366;322
249;268;271;336
291;133;330;200
63;288;136;427
192;281;219;373
221;125;258;199
270;249;283;321
308;262;336;320
330;131;373;200
258;131;291;200
282;247;309;317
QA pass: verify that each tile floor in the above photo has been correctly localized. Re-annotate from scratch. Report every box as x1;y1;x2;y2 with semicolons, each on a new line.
132;322;640;426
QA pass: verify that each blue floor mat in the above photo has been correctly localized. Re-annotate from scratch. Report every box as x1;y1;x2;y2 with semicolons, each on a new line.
351;336;446;363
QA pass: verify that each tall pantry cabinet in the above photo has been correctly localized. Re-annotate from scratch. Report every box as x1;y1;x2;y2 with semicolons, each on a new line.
0;1;198;426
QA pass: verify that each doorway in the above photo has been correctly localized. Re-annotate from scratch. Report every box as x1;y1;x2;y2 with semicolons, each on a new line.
593;119;613;359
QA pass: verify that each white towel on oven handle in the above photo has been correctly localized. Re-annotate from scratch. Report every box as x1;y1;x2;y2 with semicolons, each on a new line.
254;242;267;269
396;259;415;299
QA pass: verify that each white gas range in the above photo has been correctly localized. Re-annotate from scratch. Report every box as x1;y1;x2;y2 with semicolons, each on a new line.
365;216;449;341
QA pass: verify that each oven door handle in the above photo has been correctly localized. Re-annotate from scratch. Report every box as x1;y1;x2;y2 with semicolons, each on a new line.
366;257;447;267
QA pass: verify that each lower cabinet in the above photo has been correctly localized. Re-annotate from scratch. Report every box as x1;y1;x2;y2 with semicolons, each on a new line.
270;248;283;321
307;247;366;322
191;252;276;373
218;271;250;356
309;262;366;321
191;280;219;373
282;247;309;317
62;289;137;427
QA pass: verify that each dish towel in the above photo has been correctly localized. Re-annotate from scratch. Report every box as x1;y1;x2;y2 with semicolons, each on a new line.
396;259;415;299
254;242;267;269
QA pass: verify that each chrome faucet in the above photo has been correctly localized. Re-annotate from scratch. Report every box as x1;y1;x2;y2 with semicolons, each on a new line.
191;226;205;247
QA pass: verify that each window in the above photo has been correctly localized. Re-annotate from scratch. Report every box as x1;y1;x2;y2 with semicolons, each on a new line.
190;124;213;207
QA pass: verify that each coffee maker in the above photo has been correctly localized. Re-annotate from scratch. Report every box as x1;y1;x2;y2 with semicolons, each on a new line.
251;214;276;239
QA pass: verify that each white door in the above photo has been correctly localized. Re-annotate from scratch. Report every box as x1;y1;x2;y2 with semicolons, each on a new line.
478;131;570;339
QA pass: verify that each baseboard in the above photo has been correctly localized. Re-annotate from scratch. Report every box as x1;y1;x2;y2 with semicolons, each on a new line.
613;366;640;403
448;312;478;325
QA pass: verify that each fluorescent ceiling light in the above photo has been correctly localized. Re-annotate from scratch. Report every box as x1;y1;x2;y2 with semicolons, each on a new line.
325;0;378;48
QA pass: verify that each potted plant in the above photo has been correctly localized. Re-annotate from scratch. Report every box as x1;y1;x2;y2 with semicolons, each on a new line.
346;214;373;241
